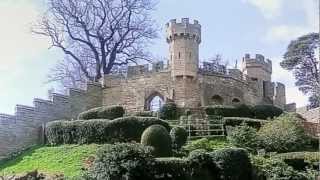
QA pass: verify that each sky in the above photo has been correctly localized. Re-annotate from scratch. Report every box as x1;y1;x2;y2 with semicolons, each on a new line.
0;0;318;114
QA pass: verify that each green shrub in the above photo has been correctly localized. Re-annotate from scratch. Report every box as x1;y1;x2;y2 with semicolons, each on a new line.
204;105;236;117
46;117;170;145
159;102;179;120
223;117;266;129
227;123;259;152
274;152;320;171
153;158;191;180
141;125;172;157
251;155;315;180
77;106;124;120
170;127;188;150
86;143;155;180
183;138;231;152
252;104;283;119
211;148;252;180
132;111;157;117
188;150;219;180
258;113;308;153
233;104;253;117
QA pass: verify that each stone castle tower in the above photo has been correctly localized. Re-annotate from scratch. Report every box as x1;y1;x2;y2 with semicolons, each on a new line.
166;18;201;78
166;18;202;108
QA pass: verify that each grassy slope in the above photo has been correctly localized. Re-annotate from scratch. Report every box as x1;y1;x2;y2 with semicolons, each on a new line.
0;144;100;177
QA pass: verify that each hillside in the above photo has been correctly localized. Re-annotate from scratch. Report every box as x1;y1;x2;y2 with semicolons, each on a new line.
0;144;100;178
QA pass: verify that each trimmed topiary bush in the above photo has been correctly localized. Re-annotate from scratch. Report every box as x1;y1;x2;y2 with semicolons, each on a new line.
223;117;266;129
132;111;157;117
153;158;191;180
211;148;252;180
258;113;308;153
46;117;170;145
170;127;188;150
204;105;236;117
233;104;253;117
159;102;179;120
227;123;259;152
252;104;283;119
188;149;220;180
86;143;155;180
141;125;172;157
77;106;124;120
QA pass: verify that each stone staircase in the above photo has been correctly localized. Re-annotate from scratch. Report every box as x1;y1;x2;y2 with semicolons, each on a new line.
169;108;225;139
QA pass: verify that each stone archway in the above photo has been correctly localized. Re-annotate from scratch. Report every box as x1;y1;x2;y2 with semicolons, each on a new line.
145;92;165;112
211;95;224;105
232;98;241;105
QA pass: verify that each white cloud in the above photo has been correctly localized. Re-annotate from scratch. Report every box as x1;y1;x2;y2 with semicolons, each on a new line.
264;25;312;43
242;0;285;19
0;0;50;71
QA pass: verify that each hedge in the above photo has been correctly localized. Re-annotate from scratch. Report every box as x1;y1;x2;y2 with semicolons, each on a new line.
85;144;252;180
132;111;157;117
159;102;179;120
205;104;283;120
46;116;170;145
141;125;172;157
77;106;124;120
251;104;283;119
211;148;252;180
274;152;320;170
223;117;267;129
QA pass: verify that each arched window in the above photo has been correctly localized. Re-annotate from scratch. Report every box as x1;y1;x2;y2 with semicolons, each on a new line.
145;92;164;112
211;95;224;105
232;98;241;104
149;96;164;112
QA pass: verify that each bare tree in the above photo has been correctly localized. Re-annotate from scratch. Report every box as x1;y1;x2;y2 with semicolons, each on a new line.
33;0;158;83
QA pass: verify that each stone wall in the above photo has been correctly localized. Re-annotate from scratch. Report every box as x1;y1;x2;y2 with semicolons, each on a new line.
0;83;102;160
297;107;320;123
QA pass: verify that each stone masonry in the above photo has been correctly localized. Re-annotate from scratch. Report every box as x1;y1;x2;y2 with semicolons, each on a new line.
0;18;290;160
102;18;289;112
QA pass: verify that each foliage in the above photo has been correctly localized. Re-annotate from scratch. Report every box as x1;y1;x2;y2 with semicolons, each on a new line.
227;123;259;152
77;106;125;120
308;94;320;109
251;155;316;180
187;150;219;180
204;105;237;117
204;104;254;118
46;117;170;145
141;125;172;157
153;158;191;180
33;0;158;83
257;113;308;153
86;143;155;180
211;148;252;180
170;127;188;150
251;104;283;119
159;102;179;120
183;138;231;152
132;111;157;117
281;33;320;105
0;144;100;178
223;117;266;129
274;152;320;171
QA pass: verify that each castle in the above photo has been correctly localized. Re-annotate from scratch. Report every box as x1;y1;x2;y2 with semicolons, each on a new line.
0;18;290;159
102;18;287;112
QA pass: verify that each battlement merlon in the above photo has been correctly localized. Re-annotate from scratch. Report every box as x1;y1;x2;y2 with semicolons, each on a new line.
242;53;272;74
166;18;201;43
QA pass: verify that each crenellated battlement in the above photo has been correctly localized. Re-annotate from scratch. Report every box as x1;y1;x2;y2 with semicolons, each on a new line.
166;18;201;43
242;54;272;74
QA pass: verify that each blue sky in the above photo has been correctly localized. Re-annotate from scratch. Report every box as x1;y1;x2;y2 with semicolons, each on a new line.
0;0;318;114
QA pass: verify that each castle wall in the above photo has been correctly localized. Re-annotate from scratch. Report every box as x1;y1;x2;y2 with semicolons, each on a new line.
103;71;173;112
199;74;260;106
0;83;103;160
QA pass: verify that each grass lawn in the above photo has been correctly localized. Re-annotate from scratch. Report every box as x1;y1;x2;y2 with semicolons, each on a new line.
0;144;101;178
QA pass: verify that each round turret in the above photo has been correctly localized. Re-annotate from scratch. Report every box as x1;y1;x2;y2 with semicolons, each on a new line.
166;18;201;78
